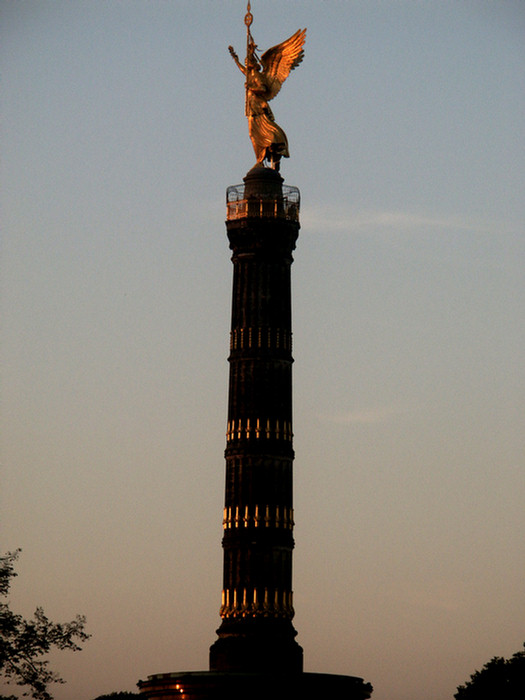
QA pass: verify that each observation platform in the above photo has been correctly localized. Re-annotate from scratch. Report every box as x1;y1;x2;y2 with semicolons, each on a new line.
226;166;300;222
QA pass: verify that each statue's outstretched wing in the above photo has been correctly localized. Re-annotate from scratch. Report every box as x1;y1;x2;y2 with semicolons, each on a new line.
260;28;306;101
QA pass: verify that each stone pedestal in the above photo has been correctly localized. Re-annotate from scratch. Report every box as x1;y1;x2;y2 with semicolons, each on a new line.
138;670;373;699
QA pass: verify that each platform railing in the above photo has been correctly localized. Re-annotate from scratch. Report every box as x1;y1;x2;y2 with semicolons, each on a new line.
226;184;300;222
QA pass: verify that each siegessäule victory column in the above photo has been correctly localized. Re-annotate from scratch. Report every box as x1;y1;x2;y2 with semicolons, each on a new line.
209;2;306;673
138;5;373;698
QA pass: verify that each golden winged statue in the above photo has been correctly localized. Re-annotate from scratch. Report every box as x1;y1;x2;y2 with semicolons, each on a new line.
229;4;306;171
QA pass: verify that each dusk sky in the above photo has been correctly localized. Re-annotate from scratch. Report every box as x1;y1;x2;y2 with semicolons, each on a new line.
2;2;524;699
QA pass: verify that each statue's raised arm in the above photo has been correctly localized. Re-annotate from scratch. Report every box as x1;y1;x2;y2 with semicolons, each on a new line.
228;46;245;74
229;3;306;171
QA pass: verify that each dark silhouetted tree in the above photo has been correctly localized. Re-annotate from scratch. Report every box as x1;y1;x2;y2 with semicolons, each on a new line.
0;550;90;700
455;643;525;700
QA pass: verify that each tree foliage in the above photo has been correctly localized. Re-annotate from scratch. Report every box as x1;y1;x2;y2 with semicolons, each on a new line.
0;550;90;700
455;642;525;700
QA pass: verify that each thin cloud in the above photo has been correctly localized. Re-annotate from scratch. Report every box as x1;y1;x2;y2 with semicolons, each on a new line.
300;206;502;235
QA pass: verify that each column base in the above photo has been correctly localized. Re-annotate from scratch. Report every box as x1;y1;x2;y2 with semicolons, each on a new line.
209;617;303;673
138;671;373;699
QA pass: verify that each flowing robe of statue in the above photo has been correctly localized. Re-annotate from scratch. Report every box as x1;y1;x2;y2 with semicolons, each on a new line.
245;68;289;165
229;27;306;170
